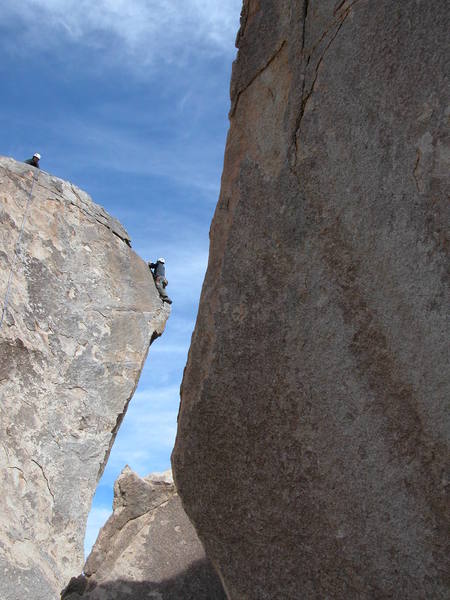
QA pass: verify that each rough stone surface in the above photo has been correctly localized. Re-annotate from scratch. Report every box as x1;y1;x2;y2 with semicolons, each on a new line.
172;1;450;598
0;156;170;600
62;467;226;599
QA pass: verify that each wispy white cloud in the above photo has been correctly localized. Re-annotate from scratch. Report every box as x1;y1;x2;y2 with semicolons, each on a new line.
149;343;189;354
84;385;181;555
84;386;180;555
102;385;180;484
2;0;242;66
9;106;225;197
84;506;112;557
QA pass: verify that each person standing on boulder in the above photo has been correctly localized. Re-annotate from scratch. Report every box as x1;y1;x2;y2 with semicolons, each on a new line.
24;153;41;168
149;258;172;304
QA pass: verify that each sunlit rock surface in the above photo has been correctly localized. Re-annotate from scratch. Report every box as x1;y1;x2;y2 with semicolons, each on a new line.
62;467;226;600
172;1;449;598
0;156;169;600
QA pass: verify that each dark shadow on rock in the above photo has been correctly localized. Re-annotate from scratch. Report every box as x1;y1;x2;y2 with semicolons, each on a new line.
62;559;227;599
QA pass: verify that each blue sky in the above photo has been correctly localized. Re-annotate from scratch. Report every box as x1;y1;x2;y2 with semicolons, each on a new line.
0;0;241;556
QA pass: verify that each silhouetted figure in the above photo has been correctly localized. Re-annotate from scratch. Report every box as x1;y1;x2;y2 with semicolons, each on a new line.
149;258;172;304
24;153;41;168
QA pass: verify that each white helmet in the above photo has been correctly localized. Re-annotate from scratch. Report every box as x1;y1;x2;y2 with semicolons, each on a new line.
157;257;165;263
33;153;41;159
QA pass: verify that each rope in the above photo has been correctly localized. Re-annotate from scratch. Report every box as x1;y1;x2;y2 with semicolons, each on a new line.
0;169;40;330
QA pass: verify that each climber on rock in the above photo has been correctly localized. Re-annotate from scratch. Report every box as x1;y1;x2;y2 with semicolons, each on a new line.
24;153;41;169
149;258;172;304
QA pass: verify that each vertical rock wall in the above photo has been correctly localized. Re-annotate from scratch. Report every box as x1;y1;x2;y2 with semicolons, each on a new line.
0;157;170;599
173;1;449;598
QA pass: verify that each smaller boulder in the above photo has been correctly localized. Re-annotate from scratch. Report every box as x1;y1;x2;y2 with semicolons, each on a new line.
63;467;226;599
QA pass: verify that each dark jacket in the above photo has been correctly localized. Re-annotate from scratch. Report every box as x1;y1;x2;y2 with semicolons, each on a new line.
24;158;40;169
149;261;165;278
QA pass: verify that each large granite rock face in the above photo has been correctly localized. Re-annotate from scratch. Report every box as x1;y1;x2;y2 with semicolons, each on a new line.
0;156;170;600
172;1;449;598
62;467;226;599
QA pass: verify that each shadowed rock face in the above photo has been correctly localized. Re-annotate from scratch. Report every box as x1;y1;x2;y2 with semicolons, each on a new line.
62;468;226;600
172;1;449;599
0;156;170;600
